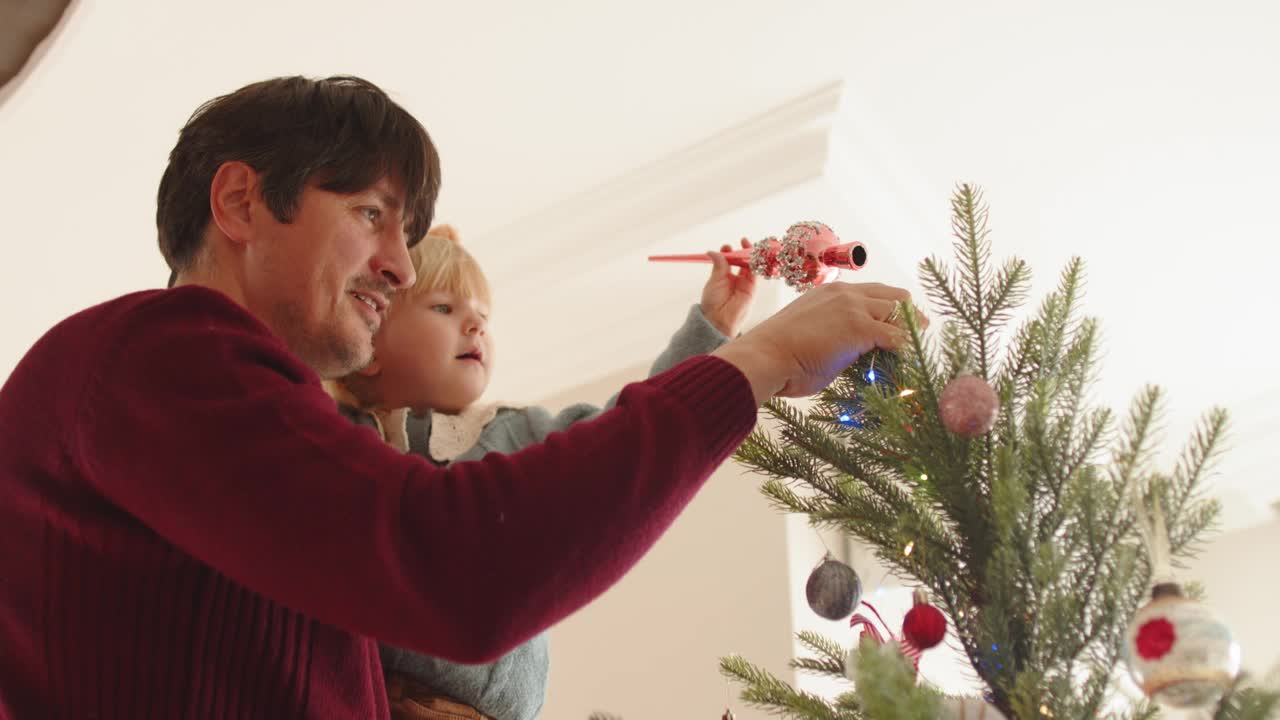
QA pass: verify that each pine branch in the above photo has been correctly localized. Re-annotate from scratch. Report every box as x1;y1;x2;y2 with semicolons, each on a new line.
950;183;995;379
791;630;852;680
797;630;851;667
1173;408;1230;499
848;641;943;720
983;257;1032;326
1169;498;1221;559
940;320;974;381
720;655;852;720
832;692;864;716
997;312;1046;402
761;479;829;516
1217;685;1280;720
995;258;1086;407
921;256;979;331
1163;408;1229;558
792;657;848;680
1061;409;1111;495
1125;703;1162;720
1108;387;1165;498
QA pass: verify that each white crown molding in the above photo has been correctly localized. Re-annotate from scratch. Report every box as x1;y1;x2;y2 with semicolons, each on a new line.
475;81;923;416
476;80;935;406
474;82;846;293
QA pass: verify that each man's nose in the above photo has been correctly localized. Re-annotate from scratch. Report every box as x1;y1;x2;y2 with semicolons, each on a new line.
374;229;416;290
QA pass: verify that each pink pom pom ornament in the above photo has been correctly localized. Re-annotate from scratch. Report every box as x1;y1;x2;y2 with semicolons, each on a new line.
938;375;1000;438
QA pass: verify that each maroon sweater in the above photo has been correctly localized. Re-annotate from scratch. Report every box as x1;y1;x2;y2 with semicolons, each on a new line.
0;287;756;719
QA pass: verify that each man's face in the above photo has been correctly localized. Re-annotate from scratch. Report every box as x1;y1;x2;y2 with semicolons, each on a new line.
244;177;416;379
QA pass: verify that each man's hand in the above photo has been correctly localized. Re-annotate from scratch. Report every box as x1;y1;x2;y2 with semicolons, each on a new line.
712;281;928;404
700;238;759;338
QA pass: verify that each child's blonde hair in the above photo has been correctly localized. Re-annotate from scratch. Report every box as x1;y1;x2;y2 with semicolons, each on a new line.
402;224;491;307
326;224;490;412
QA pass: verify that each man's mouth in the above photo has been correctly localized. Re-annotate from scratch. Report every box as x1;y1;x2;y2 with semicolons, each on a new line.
349;291;387;315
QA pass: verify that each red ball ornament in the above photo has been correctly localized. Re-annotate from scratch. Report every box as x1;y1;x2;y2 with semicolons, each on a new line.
902;590;946;650
938;375;1000;438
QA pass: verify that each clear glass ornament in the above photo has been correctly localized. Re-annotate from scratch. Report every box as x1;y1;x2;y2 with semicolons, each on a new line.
1124;583;1241;709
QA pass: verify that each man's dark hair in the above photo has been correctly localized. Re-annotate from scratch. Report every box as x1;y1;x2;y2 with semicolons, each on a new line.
157;75;440;276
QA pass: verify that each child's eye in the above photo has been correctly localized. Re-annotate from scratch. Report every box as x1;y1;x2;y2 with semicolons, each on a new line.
361;207;381;224
431;304;452;314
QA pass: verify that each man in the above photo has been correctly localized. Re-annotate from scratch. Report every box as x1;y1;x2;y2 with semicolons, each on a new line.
0;76;921;719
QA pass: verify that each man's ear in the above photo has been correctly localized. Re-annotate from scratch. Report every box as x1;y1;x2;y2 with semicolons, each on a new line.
208;161;260;246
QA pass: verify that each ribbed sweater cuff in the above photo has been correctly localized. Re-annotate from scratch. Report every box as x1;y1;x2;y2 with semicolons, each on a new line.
644;354;758;460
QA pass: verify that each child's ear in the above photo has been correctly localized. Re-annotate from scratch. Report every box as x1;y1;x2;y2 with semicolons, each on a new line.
358;358;382;377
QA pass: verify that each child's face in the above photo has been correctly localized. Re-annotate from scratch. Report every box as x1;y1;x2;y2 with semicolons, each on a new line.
368;288;492;414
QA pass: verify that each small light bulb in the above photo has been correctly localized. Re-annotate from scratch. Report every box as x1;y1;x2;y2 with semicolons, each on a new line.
899;388;915;397
920;473;928;481
903;541;915;557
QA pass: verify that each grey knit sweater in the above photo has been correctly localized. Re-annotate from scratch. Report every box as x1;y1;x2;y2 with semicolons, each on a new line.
342;305;730;720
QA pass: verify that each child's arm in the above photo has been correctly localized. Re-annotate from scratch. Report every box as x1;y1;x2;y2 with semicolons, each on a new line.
495;304;733;449
511;241;759;443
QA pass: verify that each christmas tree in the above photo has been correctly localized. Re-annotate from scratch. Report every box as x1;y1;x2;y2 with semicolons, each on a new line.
721;185;1279;720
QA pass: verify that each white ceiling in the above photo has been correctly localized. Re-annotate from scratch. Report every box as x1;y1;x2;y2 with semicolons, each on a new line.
0;0;865;388
3;0;1280;526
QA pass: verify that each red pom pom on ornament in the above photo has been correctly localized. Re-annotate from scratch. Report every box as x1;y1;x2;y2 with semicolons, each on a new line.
902;592;947;650
1135;617;1177;660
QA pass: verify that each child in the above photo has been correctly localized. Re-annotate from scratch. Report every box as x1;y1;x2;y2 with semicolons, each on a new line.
328;225;757;720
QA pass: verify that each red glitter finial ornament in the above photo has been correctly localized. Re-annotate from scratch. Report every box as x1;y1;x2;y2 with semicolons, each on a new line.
648;221;867;292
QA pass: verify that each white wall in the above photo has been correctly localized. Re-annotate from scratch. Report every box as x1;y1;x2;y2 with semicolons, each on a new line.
531;364;796;720
1184;519;1280;679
